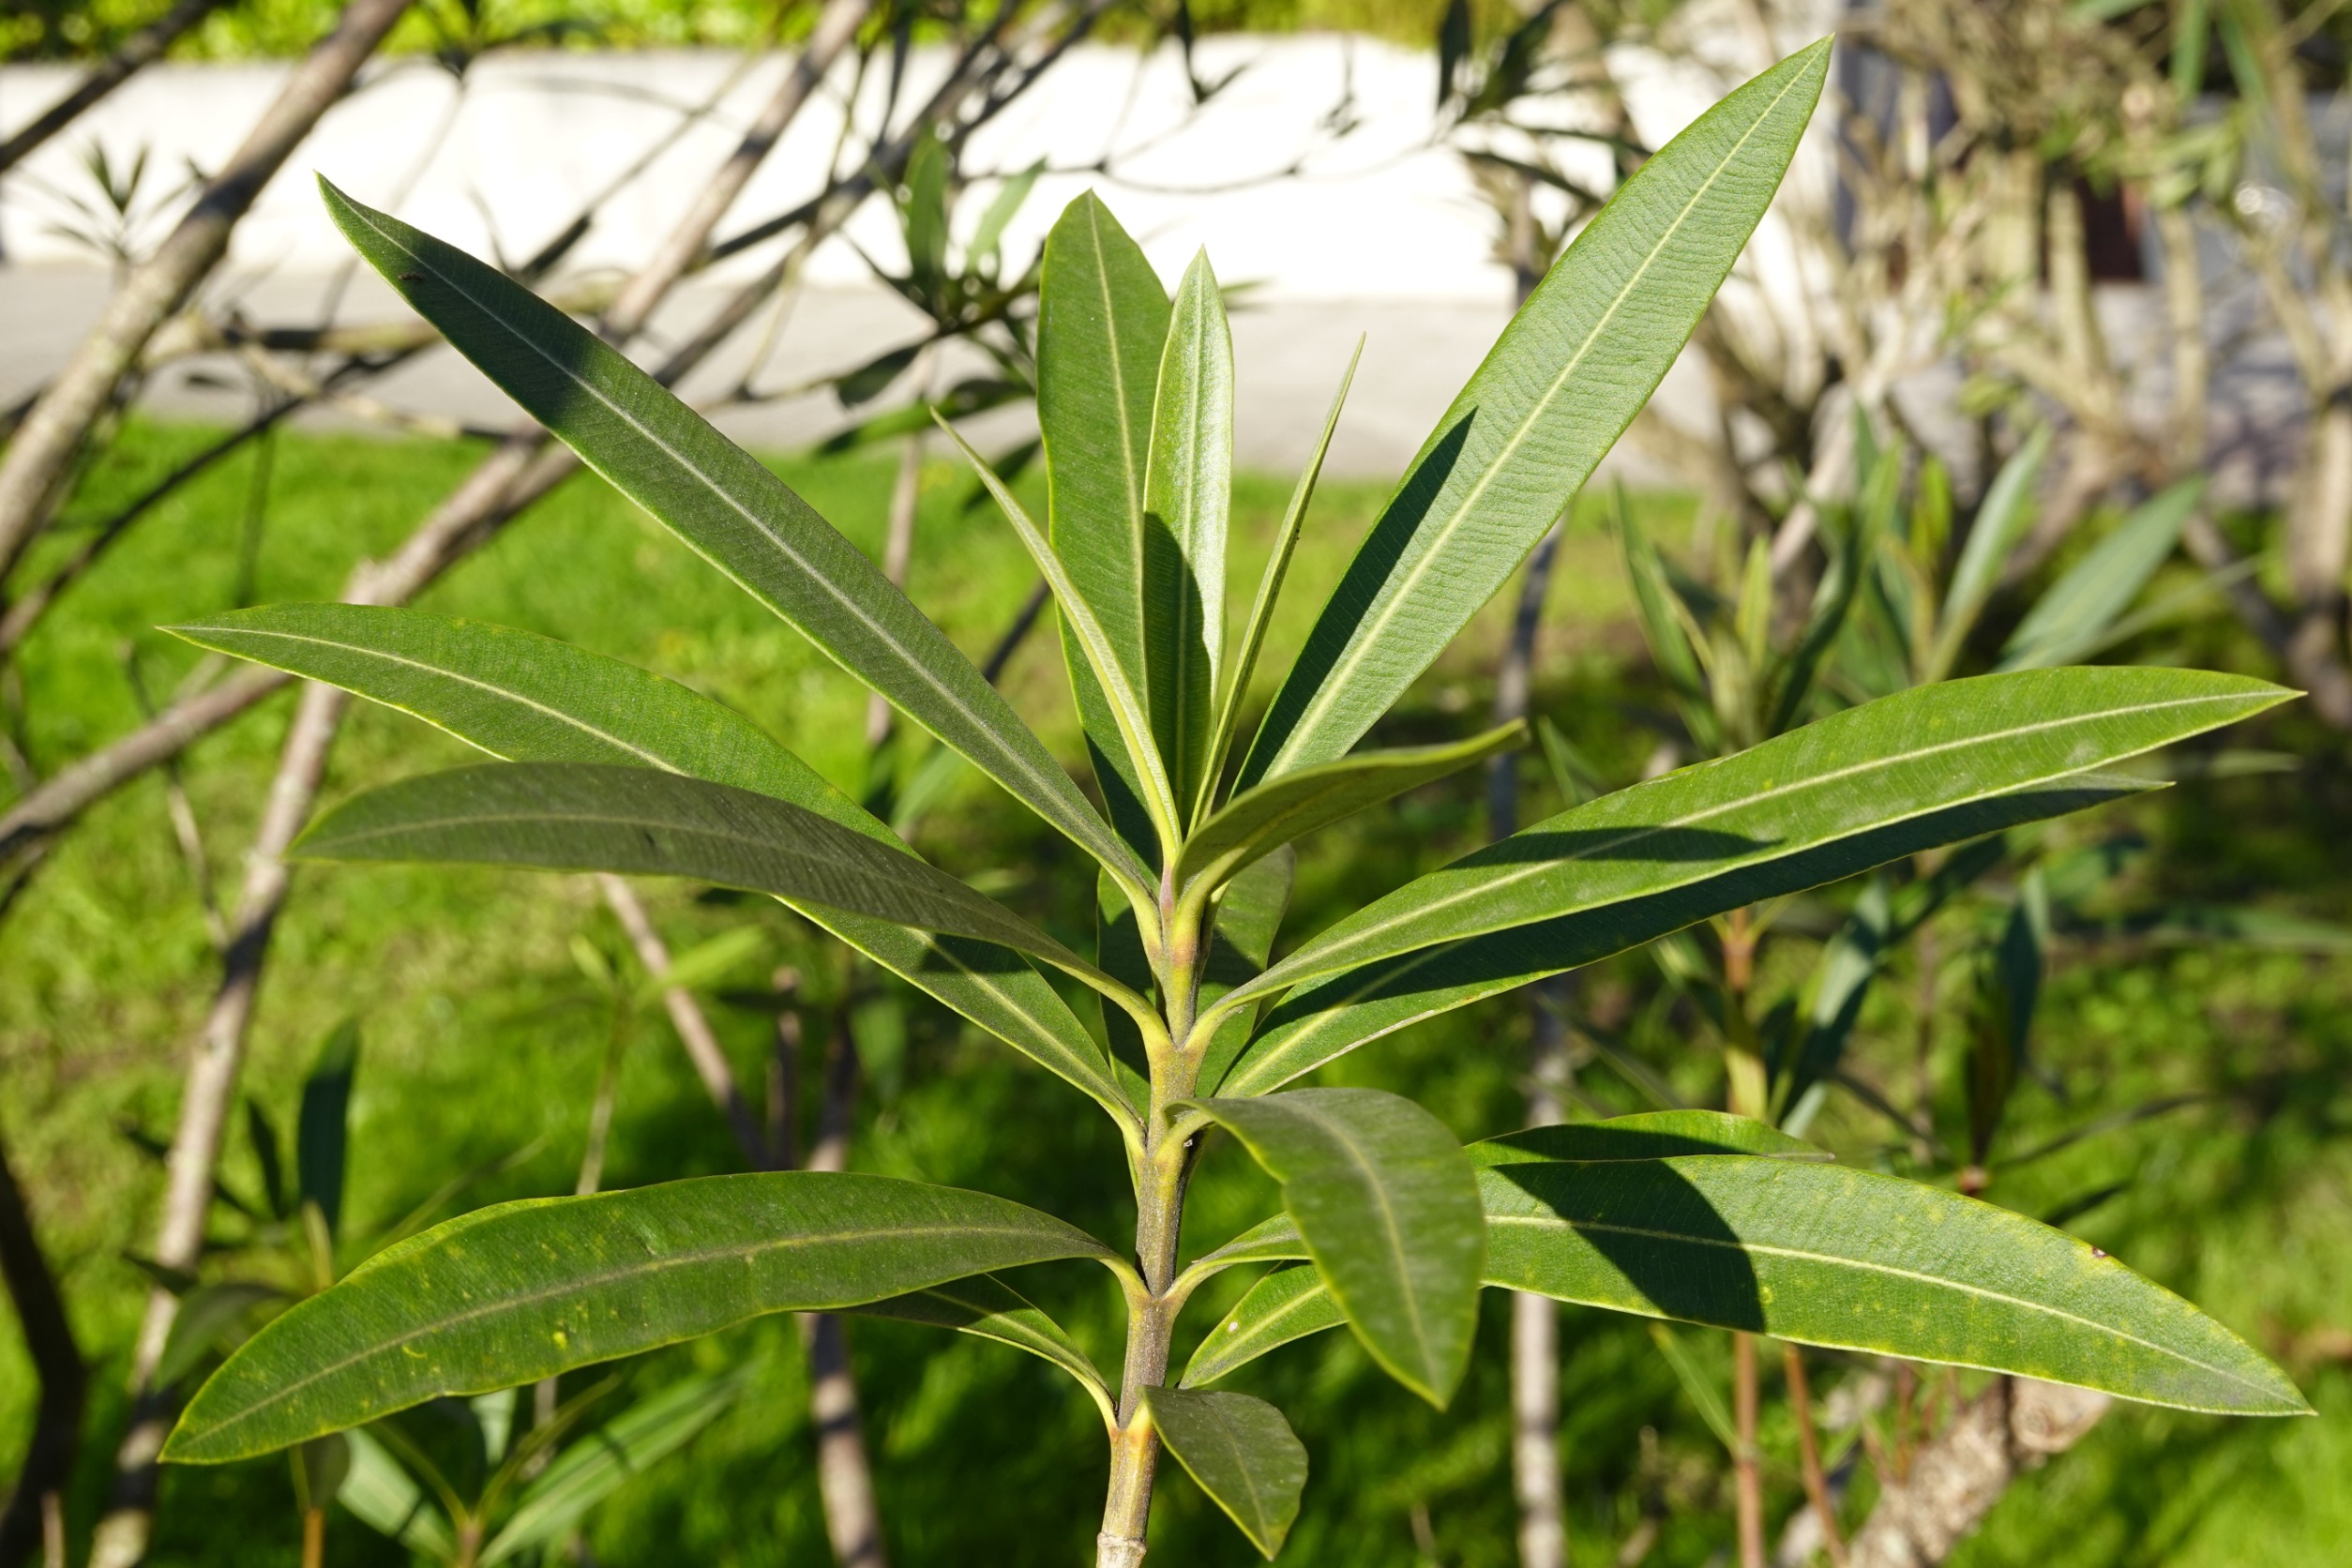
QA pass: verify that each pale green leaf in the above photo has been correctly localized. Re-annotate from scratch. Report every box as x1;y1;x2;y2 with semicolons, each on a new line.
1198;340;1359;822
1182;1264;1337;1388
338;1428;456;1556
1237;41;1832;787
1146;249;1235;811
852;1274;1115;1426
166;1173;1116;1461
318;181;1151;900
1142;1385;1307;1559
1929;422;2052;680
480;1365;754;1563
1220;668;2285;1049
1185;1090;1483;1406
1218;774;2156;1097
1482;1155;2310;1415
1179;722;1524;903
1999;477;2201;671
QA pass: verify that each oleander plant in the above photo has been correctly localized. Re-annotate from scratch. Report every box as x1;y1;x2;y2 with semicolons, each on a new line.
159;40;2308;1565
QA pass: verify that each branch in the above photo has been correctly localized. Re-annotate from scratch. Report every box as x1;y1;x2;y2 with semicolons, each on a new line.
0;0;234;177
0;1129;87;1568
1848;1378;2107;1568
596;874;769;1168
0;0;417;585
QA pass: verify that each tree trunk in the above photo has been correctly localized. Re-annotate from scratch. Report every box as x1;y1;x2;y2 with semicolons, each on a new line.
1847;1379;2107;1568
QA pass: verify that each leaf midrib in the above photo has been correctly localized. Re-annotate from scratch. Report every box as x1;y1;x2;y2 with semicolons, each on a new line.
1251;689;2242;999
1261;56;1817;776
191;1218;1092;1446
339;201;1119;874
1489;1211;2276;1399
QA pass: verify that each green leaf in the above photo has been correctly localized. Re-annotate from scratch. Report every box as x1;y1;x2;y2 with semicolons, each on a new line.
1199;341;1359;822
1470;1110;1828;1166
1196;846;1295;1094
166;1172;1116;1461
1928;423;2052;680
480;1365;754;1563
156;1281;282;1391
298;762;1099;982
1999;478;2201;671
1146;249;1235;812
942;416;1183;852
1481;1155;2310;1415
1186;1213;1312;1274
1178;722;1526;902
852;1274;1115;1426
899;132;949;284
338;1428;456;1557
969;160;1044;266
1184;1090;1483;1406
1038;192;1174;852
1182;1264;1339;1388
167;606;1128;1121
1142;1385;1307;1559
317;181;1151;901
1223;667;2284;1030
1237;41;1832;787
1220;772;2160;1097
296;1018;360;1239
1646;1321;1741;1454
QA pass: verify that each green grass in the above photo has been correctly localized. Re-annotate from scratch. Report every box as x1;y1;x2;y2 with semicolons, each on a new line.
3;421;2349;1566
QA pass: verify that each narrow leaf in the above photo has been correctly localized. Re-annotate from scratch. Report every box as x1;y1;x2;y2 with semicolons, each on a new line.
1239;41;1832;786
296;1018;360;1239
1185;1090;1483;1406
166;1172;1116;1461
1196;846;1295;1093
1929;423;2052;679
1229;669;2285;1017
1482;1155;2310;1415
1471;1110;1828;1166
1179;722;1526;900
1999;478;2201;671
172;606;1128;1119
1182;1264;1340;1388
297;762;1097;980
852;1274;1115;1425
1220;773;2161;1096
480;1366;754;1563
1146;249;1235;811
1199;341;1359;821
1143;1385;1307;1559
338;1429;456;1557
318;181;1151;899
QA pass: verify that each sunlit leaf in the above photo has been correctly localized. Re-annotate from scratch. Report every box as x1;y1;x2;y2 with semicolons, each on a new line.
1143;1385;1306;1558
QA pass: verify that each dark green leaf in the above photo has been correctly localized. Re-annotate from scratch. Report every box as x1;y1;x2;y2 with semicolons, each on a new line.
167;1172;1116;1461
318;182;1150;899
1239;41;1832;787
1185;1090;1483;1406
297;1018;360;1238
1143;1385;1307;1558
1470;1110;1827;1166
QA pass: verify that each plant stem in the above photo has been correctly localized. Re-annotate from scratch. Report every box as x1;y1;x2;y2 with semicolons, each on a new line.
1783;1343;1847;1567
0;1131;87;1568
299;1508;324;1568
1732;1332;1764;1568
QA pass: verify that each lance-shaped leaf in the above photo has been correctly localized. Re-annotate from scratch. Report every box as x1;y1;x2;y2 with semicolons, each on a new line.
1927;422;2052;681
1184;1090;1483;1406
480;1365;754;1564
319;181;1152;900
1472;1110;1828;1166
298;762;1102;981
339;1429;456;1557
1237;40;1832;788
1146;249;1235;810
166;1172;1117;1461
1183;1264;1337;1388
173;607;1131;1121
1482;1155;2308;1415
1142;1385;1307;1559
852;1274;1115;1427
296;1018;360;1239
1219;772;2161;1096
1999;477;2201;671
1039;192;1174;851
1228;669;2286;1015
1195;846;1295;1093
1178;722;1526;901
1199;341;1359;822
